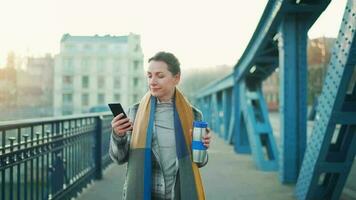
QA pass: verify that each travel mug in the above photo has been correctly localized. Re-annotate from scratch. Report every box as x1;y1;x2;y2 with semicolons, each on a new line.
192;121;208;163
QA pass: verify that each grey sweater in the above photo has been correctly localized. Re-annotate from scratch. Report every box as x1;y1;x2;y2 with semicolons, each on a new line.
152;99;178;198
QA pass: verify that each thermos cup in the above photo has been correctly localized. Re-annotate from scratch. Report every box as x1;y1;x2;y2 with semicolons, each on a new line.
192;121;208;163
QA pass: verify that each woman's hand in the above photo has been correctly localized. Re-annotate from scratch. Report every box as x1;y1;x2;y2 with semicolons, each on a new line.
111;113;133;137
190;128;212;149
202;128;212;148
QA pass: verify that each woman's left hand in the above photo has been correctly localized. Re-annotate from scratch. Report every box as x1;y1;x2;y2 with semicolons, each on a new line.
202;128;212;148
190;128;212;149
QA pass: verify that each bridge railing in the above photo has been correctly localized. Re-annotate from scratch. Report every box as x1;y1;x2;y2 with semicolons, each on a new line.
0;113;113;200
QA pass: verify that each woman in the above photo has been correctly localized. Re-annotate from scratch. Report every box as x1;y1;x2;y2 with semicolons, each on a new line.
109;51;212;200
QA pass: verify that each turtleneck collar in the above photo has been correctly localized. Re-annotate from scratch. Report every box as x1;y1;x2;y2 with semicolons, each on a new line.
157;97;173;104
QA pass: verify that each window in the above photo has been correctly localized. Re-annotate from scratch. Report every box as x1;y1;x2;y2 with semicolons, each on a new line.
63;93;73;104
82;76;89;89
98;93;105;104
62;110;73;115
63;76;73;85
114;93;120;102
133;77;139;87
134;44;140;52
133;60;140;70
82;93;89;106
98;76;105;89
114;77;121;88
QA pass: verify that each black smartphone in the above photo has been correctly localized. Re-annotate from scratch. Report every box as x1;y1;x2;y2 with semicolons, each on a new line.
108;103;127;118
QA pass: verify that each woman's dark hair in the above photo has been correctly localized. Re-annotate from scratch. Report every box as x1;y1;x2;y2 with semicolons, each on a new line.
148;51;180;75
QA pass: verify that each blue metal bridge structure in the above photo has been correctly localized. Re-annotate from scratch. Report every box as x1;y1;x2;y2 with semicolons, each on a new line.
0;0;355;199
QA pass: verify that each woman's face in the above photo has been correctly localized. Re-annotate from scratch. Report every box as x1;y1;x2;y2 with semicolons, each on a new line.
147;60;180;101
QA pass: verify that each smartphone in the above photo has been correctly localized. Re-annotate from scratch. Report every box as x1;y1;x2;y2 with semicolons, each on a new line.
108;103;127;118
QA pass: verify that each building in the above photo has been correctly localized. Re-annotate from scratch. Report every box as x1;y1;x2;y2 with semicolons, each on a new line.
0;66;17;107
307;37;335;105
263;71;279;111
0;54;55;121
17;54;54;107
0;52;18;108
0;53;54;120
262;37;335;111
53;33;145;116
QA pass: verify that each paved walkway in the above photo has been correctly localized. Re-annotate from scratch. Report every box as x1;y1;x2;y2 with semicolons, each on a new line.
76;132;295;200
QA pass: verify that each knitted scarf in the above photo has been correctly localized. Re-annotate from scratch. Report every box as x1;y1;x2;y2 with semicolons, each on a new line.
125;89;205;200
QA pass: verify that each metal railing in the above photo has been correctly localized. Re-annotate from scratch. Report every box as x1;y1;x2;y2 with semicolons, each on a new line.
0;112;113;200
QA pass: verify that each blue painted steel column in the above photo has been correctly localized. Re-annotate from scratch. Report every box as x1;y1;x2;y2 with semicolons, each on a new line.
196;98;204;115
227;84;237;145
210;93;219;133
198;98;205;119
203;97;209;122
217;92;224;137
278;14;307;183
222;89;232;140
206;96;212;128
233;79;251;153
198;99;203;119
296;1;356;199
240;80;278;171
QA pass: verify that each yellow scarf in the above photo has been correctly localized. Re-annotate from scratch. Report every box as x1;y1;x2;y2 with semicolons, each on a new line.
126;88;205;200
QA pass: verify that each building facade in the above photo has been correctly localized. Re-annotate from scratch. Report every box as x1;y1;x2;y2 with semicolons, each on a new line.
54;33;145;116
17;54;54;108
15;54;55;118
262;37;335;111
263;71;279;111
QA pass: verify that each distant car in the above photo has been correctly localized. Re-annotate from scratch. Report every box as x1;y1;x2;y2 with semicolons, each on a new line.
89;104;110;113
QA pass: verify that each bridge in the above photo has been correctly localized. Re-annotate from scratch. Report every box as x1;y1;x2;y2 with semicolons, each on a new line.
1;0;355;199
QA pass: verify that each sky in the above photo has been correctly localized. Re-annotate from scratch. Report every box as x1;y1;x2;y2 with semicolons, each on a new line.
0;0;347;70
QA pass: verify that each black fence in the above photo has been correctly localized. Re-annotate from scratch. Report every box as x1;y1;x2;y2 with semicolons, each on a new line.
0;112;113;200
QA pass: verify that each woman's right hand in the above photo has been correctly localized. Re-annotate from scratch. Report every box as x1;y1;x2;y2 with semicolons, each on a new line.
111;113;133;137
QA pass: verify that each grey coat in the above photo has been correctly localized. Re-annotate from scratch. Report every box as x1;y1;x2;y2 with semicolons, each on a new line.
109;103;208;200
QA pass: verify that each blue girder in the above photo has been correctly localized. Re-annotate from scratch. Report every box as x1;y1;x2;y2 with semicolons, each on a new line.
296;1;356;199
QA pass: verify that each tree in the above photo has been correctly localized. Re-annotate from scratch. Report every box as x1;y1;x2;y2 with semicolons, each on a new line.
179;65;233;100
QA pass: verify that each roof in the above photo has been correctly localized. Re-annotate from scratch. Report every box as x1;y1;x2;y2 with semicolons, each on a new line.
60;34;129;43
